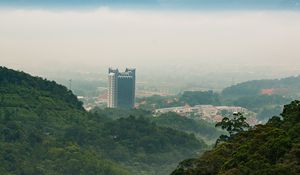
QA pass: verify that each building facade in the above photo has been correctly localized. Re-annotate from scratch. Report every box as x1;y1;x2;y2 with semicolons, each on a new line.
107;68;136;108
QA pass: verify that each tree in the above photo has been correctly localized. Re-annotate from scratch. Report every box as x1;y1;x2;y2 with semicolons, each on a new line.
215;112;250;146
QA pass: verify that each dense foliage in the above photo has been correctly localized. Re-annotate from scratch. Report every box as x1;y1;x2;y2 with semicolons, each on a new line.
0;66;83;109
230;94;292;122
179;91;221;106
171;100;300;175
92;108;223;145
215;112;250;146
0;68;128;175
151;112;224;144
91;107;152;120
0;67;206;175
136;95;177;110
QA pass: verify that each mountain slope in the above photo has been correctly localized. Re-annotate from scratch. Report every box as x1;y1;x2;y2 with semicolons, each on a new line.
171;100;300;175
222;75;300;98
0;67;83;110
221;75;300;122
152;112;224;144
0;67;205;175
0;67;130;175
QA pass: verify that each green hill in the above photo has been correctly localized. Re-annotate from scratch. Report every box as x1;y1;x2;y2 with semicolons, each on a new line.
91;108;223;144
151;112;224;145
222;76;300;98
0;67;128;175
0;67;205;175
220;76;300;122
0;67;83;110
171;100;300;175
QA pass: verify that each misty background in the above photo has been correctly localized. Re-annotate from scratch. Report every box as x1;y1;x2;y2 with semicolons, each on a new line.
1;0;300;92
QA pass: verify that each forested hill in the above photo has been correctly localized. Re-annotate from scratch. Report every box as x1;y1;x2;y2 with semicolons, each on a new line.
171;100;300;175
0;66;83;109
0;67;205;175
0;67;129;175
222;75;300;98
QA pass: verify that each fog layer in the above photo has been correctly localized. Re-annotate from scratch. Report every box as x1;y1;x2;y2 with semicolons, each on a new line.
1;8;300;77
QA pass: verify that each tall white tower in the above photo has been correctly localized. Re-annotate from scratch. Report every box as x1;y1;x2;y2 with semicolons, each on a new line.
107;68;136;108
108;72;118;108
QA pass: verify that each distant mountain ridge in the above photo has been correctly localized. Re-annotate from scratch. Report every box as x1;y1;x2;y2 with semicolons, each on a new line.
222;75;300;98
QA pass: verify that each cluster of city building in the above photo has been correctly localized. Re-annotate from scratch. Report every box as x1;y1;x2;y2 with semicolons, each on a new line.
155;105;257;125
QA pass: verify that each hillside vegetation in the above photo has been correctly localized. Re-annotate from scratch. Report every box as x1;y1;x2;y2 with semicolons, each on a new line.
172;100;300;175
0;67;206;175
222;76;300;98
152;112;224;144
221;76;300;122
92;108;223;144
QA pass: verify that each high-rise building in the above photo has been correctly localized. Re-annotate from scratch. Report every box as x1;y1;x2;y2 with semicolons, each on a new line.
107;68;136;108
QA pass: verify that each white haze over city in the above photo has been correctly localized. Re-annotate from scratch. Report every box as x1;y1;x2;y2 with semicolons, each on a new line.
1;8;300;80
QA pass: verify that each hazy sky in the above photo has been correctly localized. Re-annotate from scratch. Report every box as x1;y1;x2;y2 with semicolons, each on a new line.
0;1;299;9
1;1;300;78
